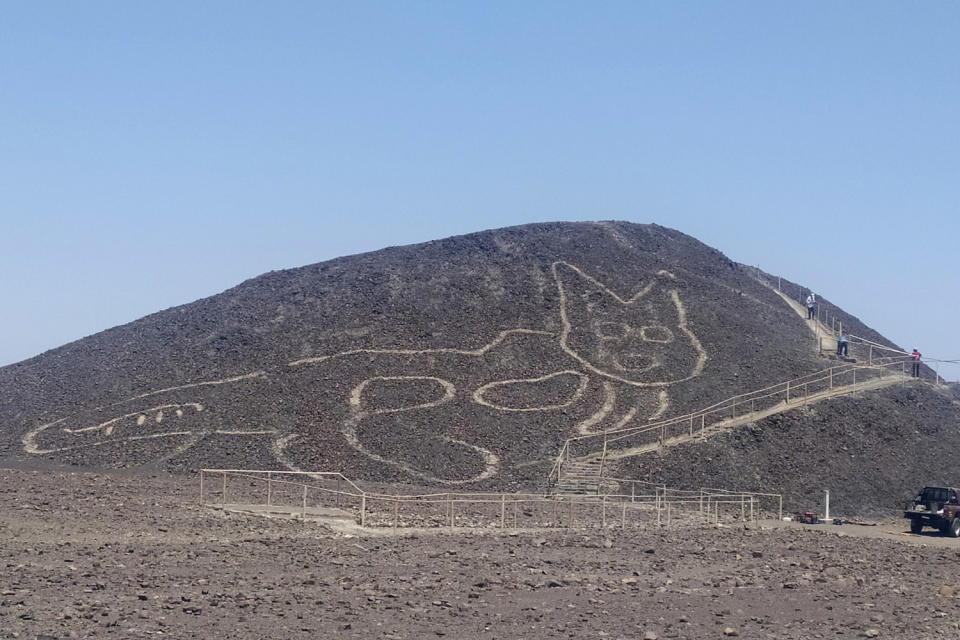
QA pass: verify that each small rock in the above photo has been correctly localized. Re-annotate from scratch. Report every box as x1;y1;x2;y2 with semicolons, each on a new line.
863;630;880;638
643;631;658;640
723;628;739;637
939;585;955;597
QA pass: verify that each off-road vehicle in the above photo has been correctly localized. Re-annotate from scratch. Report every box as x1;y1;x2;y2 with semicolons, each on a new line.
904;486;960;536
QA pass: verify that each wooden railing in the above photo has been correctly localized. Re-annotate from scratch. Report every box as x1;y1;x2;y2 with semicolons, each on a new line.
199;469;782;529
549;356;913;487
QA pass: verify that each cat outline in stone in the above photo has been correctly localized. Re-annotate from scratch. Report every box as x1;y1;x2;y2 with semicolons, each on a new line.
22;262;707;484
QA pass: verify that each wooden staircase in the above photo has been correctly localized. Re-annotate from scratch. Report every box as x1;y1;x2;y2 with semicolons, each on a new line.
554;459;620;497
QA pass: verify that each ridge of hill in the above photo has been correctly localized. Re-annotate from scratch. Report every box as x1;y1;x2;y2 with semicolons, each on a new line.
0;221;954;513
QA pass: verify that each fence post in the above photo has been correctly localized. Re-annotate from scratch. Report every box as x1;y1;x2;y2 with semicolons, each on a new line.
804;383;808;404
301;484;307;518
267;472;272;507
869;345;873;365
449;496;455;529
621;503;627;529
199;470;204;505
501;495;506;528
778;495;783;521
830;368;833;389
601;496;607;528
336;477;341;507
360;494;366;527
786;381;790;404
221;472;227;505
689;415;694;436
853;368;856;393
394;497;400;530
700;414;705;439
631;483;635;503
598;436;608;493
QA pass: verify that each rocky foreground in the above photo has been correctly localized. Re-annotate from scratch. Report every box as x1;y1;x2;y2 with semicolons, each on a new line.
3;468;960;639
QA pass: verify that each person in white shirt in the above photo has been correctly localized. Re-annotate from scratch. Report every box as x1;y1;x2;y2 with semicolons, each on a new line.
805;293;816;320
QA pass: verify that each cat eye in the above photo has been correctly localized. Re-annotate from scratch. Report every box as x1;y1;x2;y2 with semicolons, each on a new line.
594;322;631;339
639;325;674;343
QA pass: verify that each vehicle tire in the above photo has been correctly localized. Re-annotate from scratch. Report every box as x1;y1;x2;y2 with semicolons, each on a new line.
910;518;923;534
948;518;960;538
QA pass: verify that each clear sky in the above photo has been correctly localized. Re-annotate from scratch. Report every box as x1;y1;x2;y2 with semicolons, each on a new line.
2;2;957;380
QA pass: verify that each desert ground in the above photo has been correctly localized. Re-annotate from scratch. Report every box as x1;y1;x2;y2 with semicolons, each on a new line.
3;468;960;640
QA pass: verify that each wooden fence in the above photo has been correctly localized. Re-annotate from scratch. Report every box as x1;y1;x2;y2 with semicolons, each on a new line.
199;469;782;530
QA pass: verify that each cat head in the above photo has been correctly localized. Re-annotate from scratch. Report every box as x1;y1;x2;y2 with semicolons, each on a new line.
552;262;707;386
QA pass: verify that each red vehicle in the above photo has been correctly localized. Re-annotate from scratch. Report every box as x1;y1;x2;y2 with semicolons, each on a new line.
904;486;960;536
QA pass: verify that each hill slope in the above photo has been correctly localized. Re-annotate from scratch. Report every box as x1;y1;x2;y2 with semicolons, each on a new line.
0;221;953;512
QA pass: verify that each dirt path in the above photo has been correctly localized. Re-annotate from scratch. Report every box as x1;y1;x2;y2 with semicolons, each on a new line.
593;375;914;463
769;286;839;354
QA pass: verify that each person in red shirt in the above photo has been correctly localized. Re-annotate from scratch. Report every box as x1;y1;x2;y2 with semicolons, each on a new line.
911;349;922;378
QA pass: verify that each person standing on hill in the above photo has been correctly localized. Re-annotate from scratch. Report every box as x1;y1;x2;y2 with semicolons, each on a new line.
911;349;922;377
806;293;816;320
836;333;849;357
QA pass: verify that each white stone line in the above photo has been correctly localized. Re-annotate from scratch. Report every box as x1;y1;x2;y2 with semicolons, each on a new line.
280;425;500;486
24;420;197;455
288;329;554;367
649;390;670;421
213;430;278;436
472;371;588;412
272;434;300;472
111;372;267;405
349;376;456;414
330;374;503;483
576;382;617;435
613;407;638;429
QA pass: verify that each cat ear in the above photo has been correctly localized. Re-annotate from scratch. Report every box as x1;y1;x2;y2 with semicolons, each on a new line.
552;261;656;307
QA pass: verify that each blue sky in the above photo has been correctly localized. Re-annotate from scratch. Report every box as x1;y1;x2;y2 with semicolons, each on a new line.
2;2;957;379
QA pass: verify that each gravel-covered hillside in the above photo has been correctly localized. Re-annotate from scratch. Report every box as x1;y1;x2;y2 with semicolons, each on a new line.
0;221;953;512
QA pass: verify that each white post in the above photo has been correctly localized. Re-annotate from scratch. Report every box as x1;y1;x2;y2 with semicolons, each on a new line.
824;489;830;521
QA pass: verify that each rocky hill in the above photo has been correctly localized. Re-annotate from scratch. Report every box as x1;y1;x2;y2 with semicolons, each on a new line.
1;221;955;513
